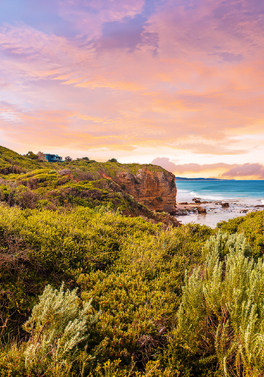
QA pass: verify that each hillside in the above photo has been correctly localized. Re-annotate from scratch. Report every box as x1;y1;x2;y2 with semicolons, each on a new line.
0;146;42;173
0;146;170;178
0;146;178;226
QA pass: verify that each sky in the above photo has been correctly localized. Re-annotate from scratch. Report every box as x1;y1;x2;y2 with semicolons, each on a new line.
0;0;264;179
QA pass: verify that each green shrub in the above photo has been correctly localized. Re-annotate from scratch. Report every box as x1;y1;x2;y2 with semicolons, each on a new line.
217;210;264;257
0;342;27;376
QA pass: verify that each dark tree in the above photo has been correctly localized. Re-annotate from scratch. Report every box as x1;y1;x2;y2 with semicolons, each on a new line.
108;158;118;163
25;151;38;160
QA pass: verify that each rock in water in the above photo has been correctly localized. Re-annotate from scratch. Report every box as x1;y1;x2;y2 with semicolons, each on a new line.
197;207;207;214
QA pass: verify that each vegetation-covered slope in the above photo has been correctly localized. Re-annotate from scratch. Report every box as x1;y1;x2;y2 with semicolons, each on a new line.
0;146;178;226
0;202;263;376
0;204;212;376
0;146;42;173
0;145;169;179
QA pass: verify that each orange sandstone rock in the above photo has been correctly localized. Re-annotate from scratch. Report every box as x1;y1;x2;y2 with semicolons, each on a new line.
115;168;177;214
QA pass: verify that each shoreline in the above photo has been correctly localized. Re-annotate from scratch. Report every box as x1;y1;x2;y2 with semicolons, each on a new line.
175;199;264;228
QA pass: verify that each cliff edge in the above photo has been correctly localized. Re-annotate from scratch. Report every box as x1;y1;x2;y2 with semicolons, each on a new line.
115;167;177;214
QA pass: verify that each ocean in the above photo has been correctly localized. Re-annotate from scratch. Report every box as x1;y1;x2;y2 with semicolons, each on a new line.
175;180;264;228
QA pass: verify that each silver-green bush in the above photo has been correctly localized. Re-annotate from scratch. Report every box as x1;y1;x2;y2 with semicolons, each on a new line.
176;232;264;377
23;283;99;376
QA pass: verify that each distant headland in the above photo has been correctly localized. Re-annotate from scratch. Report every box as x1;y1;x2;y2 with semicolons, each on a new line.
176;177;222;181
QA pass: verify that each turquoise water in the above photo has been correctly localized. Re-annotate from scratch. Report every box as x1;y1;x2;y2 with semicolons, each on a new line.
176;180;264;204
175;180;264;228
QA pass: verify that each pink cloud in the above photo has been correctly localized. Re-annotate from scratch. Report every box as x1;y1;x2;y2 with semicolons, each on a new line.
222;163;264;179
152;157;234;174
152;158;264;179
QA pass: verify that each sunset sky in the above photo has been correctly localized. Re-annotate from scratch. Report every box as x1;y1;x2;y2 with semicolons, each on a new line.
0;0;264;178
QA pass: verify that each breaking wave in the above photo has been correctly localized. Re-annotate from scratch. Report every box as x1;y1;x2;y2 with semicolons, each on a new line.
190;191;227;201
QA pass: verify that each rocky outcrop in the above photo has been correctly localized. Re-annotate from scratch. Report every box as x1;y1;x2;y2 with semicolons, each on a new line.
115;168;177;214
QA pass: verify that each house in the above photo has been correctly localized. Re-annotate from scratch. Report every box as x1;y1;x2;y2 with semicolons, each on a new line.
37;152;63;162
45;154;63;162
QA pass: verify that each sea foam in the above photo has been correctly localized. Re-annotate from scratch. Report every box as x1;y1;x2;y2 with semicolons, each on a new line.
190;191;226;201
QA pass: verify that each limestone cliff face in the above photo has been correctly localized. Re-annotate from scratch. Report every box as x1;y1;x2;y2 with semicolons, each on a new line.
115;168;177;214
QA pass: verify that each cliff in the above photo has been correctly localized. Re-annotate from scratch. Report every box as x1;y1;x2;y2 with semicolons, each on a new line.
115;168;177;214
58;160;177;214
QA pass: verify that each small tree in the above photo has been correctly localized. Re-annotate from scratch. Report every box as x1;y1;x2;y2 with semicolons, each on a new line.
25;151;38;160
65;156;72;163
